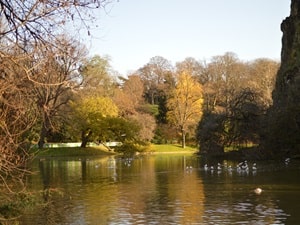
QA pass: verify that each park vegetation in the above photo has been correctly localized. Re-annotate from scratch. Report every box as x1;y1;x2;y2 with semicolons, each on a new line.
1;0;299;221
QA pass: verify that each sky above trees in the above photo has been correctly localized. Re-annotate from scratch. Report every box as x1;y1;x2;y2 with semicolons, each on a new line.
85;0;290;75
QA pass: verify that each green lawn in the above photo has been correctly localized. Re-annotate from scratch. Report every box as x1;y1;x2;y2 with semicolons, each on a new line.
35;146;115;157
151;144;198;153
34;144;198;158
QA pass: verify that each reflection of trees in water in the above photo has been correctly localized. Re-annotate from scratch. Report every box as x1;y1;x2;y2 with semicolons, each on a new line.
200;170;290;224
20;156;297;224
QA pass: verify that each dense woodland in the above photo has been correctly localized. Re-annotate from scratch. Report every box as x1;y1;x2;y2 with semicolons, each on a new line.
0;0;300;220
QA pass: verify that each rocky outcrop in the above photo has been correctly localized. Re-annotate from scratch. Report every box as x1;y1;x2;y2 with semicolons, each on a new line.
263;0;300;156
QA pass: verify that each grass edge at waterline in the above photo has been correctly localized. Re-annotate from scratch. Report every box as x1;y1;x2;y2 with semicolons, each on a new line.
34;146;115;157
34;144;198;157
150;144;198;154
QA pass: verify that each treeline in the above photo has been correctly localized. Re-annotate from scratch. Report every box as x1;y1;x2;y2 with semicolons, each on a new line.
0;0;281;219
0;0;114;213
0;0;280;191
15;52;278;155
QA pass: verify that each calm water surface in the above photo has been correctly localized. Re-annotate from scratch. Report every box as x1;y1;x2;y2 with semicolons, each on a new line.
21;154;300;225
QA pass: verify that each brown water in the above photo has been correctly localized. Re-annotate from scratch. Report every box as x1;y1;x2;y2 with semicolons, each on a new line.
20;154;300;225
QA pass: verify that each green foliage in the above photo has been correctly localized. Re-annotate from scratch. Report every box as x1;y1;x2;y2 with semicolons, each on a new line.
69;96;119;142
167;71;204;148
197;88;265;155
196;112;225;155
36;147;114;157
80;55;115;95
114;140;151;156
138;104;159;116
0;192;37;220
98;117;141;142
156;95;168;124
264;104;300;155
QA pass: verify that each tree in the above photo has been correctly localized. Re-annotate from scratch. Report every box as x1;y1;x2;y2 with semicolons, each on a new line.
226;88;265;147
167;71;204;148
0;51;37;192
127;113;156;142
247;58;279;107
0;0;112;47
0;0;114;219
29;37;87;148
80;55;115;96
113;74;144;116
112;74;157;143
137;56;174;105
203;52;247;113
70;96;118;147
196;112;226;155
175;57;204;80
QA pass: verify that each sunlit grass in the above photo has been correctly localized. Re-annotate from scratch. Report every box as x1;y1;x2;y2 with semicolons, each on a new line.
34;144;198;157
35;146;115;157
151;144;198;153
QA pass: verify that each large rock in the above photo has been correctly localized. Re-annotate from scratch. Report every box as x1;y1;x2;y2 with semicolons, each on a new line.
264;0;300;156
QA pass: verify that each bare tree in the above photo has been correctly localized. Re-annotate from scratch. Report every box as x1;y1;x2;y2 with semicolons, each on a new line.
0;0;114;218
138;56;174;105
0;51;37;192
0;0;112;47
27;37;88;148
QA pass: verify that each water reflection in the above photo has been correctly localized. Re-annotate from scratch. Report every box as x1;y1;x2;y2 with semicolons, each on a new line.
20;155;300;225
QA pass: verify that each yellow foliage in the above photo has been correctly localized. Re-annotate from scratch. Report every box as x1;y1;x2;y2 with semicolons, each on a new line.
167;71;203;129
71;96;119;121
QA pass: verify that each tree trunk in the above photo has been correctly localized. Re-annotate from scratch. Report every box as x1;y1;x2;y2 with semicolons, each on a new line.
81;129;92;148
38;117;49;149
181;128;186;148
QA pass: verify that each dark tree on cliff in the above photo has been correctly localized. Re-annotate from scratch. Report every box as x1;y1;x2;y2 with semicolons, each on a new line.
263;0;300;156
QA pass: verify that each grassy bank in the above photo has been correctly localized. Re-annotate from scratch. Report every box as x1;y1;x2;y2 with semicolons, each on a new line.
35;146;115;158
151;144;198;154
34;144;198;158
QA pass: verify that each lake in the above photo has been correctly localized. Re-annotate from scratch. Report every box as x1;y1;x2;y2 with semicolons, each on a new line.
20;154;300;225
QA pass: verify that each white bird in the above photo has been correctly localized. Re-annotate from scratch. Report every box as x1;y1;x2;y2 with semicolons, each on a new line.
217;163;222;171
252;163;257;170
204;164;208;171
285;158;290;165
254;187;262;195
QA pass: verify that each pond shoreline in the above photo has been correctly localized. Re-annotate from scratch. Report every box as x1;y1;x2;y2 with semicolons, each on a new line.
34;145;198;158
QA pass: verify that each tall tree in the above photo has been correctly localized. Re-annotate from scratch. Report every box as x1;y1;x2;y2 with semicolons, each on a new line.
176;57;204;80
247;58;279;107
70;96;119;147
167;71;203;148
29;37;87;148
204;52;247;113
0;0;114;214
137;56;174;104
113;74;144;116
80;55;115;96
0;51;37;191
112;74;157;142
0;0;112;47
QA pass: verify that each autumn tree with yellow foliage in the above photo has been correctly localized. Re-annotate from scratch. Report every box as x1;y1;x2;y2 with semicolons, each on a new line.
70;96;119;147
167;71;204;148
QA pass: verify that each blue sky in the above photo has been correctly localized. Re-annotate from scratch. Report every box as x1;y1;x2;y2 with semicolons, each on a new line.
86;0;290;75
